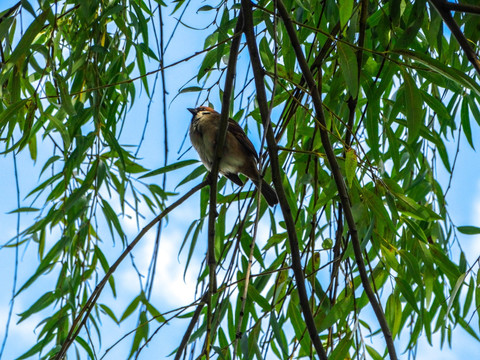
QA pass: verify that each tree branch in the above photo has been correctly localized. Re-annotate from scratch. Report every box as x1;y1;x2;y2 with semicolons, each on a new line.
241;1;328;359
429;0;480;76
275;1;398;359
444;1;480;15
204;10;244;356
174;292;208;360
54;180;209;360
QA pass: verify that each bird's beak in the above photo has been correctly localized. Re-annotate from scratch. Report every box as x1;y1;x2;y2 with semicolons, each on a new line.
187;108;197;115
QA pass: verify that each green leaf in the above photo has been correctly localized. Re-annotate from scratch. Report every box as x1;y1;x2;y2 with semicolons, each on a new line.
330;334;352;360
445;272;467;320
18;291;55;323
75;336;95;360
198;5;214;12
345;148;356;187
338;0;353;31
461;98;474;149
8;10;48;65
259;36;273;71
457;226;480;235
401;69;422;142
99;304;119;324
395;49;480;97
128;310;149;359
120;295;141;322
366;345;384;360
101;198;125;242
17;336;52;360
139;159;198;179
7;207;39;213
396;277;419;313
178;86;203;94
337;42;358;97
0;99;29;129
402;216;428;243
198;48;218;81
46;112;71;149
17;236;70;294
269;314;289;357
247;284;271;312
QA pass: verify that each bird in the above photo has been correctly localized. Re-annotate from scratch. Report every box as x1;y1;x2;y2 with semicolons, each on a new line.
188;106;278;207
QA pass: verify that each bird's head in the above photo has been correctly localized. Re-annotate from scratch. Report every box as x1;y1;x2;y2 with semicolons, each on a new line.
187;106;217;120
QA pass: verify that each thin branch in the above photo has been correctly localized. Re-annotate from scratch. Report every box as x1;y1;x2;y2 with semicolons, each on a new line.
204;10;244;357
275;1;398;359
444;1;480;15
54;180;209;360
0;144;21;359
429;0;480;76
241;1;328;359
39;33;240;101
174;292;208;360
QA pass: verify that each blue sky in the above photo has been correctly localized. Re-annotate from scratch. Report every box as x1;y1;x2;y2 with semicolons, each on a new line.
0;1;479;359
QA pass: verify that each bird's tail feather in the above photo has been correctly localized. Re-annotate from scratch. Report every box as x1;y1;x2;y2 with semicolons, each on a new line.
252;178;278;206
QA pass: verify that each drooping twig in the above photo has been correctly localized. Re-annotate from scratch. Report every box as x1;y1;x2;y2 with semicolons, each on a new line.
204;10;244;357
240;1;328;359
275;1;398;359
174;292;208;360
54;180;209;360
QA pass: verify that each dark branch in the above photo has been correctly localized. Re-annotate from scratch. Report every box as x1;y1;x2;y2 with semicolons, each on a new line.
275;1;398;359
241;1;328;359
174;292;208;360
204;10;244;355
444;1;480;15
54;180;209;360
429;0;480;76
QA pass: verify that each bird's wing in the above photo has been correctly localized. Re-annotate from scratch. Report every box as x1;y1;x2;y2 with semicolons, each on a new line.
228;119;259;160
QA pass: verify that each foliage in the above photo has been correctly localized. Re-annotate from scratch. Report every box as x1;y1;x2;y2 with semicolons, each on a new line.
0;0;479;359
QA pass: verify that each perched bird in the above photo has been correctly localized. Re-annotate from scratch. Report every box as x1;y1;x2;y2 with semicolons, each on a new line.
188;106;278;206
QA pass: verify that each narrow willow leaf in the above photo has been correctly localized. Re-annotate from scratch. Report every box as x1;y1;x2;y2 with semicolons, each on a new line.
397;278;419;312
120;295;141;322
259;36;273;71
401;69;422;142
75;336;95;360
128;310;149;359
18;291;55;323
16;336;53;360
176;164;206;188
395;49;480;97
345;148;356;187
140;159;198;178
457;226;480;235
337;41;358;97
0;99;28;129
101;199;125;241
402;216;428;243
17;236;70;294
178;86;203;94
445;272;467;320
99;304;119;324
330;334;352;360
269;314;288;357
247;284;271;312
366;345;384;360
338;0;353;31
461;98;474;149
7;207;39;213
8;10;48;65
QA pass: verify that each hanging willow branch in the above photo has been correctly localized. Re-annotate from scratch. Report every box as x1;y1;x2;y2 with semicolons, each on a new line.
275;0;398;358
